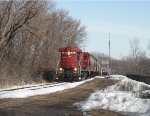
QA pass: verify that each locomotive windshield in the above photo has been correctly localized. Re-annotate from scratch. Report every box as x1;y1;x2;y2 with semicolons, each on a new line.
61;52;76;55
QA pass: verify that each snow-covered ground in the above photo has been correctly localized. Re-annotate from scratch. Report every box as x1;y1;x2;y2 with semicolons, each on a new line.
75;75;150;116
0;78;94;99
2;75;150;115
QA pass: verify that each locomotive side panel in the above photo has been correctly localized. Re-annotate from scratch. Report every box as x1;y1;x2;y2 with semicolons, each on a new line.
80;52;90;70
80;52;100;78
88;54;100;76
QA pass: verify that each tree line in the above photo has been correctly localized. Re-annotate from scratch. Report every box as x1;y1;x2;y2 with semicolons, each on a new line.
0;0;87;87
93;38;150;76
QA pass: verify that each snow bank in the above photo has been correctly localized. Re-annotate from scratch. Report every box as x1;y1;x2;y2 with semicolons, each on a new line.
95;76;105;79
75;75;150;115
0;78;94;99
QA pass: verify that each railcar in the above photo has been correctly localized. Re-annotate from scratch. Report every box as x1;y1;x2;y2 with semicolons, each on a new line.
56;46;100;81
80;52;100;78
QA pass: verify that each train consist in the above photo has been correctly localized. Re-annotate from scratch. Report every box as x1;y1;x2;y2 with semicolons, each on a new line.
56;46;101;81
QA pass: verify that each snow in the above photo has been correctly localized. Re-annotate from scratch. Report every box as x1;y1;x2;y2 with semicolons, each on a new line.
2;74;150;115
0;78;94;99
75;75;150;116
95;76;105;78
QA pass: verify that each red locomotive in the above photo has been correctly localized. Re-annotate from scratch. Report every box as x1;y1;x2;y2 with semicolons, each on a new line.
56;46;100;81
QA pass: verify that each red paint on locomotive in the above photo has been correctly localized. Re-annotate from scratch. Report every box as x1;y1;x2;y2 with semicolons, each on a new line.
80;52;89;68
56;46;100;81
58;46;81;69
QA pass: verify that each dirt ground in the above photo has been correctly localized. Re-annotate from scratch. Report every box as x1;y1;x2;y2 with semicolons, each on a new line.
0;78;123;116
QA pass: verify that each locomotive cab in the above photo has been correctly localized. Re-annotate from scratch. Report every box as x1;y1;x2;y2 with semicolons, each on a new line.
56;47;82;81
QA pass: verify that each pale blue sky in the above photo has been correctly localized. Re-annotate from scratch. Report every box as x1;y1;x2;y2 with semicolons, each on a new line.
55;0;150;59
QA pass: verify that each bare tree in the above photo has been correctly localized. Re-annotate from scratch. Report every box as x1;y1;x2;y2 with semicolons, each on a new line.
0;0;87;87
0;0;48;61
129;38;140;74
130;39;141;59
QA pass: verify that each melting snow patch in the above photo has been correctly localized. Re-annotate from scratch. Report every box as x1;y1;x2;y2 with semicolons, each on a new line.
0;78;94;99
75;75;150;115
95;76;105;78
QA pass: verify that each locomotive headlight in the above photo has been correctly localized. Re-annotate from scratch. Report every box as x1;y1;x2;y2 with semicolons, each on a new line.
59;68;63;71
73;68;78;72
68;52;71;55
59;68;64;73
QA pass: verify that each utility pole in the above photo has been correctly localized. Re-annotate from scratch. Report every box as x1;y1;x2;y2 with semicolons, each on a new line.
108;33;111;75
109;33;110;60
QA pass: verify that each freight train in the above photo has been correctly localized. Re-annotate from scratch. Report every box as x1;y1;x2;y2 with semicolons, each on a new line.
56;46;101;81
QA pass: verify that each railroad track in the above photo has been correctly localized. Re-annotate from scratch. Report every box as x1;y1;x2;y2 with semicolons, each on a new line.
0;82;69;95
0;78;95;99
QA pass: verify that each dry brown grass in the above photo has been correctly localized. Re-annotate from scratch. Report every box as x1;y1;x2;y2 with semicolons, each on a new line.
0;76;47;89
